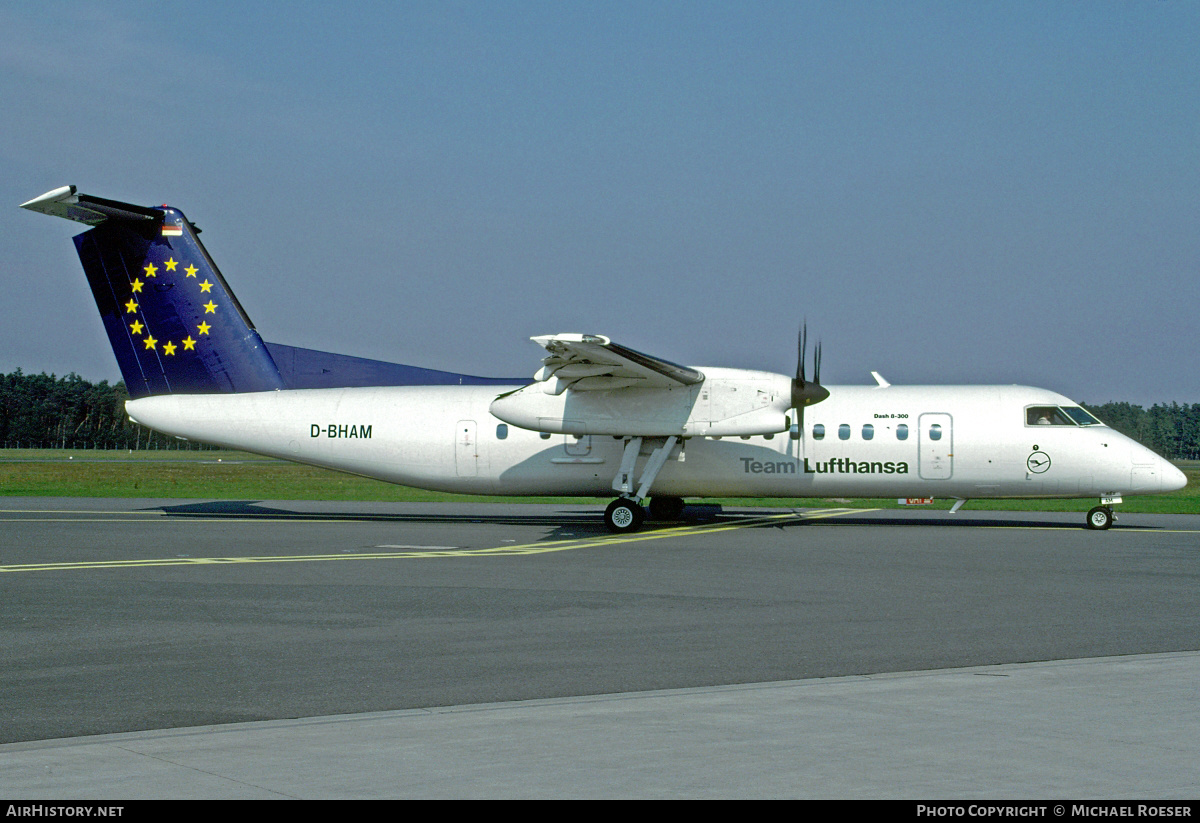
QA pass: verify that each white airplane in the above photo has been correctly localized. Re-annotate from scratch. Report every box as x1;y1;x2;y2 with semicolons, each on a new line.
21;185;1186;532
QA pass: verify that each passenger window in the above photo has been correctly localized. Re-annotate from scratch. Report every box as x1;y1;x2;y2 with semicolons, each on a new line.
812;424;825;440
929;423;942;441
838;423;850;441
897;424;908;441
862;424;874;441
496;424;508;440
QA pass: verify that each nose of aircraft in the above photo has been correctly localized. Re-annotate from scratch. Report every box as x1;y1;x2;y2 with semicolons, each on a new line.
1127;443;1188;494
1163;458;1188;492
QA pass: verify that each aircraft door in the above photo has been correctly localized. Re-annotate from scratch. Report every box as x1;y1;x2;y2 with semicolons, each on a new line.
564;433;592;456
455;420;478;477
918;413;953;479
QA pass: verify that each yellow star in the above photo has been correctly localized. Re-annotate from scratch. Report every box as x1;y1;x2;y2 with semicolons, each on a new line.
130;278;143;293
203;300;217;314
144;335;157;350
130;319;144;335
199;279;213;293
184;264;198;278
164;258;178;271
197;321;211;335
125;299;138;313
163;341;177;356
182;335;196;350
144;262;158;278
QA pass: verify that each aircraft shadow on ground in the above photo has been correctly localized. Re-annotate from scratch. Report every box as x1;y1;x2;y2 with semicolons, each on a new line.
142;500;1131;533
148;499;608;528
146;500;726;539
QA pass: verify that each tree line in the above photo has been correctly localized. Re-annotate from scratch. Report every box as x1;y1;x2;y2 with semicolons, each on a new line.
1;370;1198;458
1081;401;1200;461
0;370;214;450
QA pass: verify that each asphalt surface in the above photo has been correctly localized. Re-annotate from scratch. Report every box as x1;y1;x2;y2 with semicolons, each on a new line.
1;498;1198;797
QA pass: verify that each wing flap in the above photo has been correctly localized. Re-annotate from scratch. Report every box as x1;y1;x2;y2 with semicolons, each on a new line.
531;334;704;392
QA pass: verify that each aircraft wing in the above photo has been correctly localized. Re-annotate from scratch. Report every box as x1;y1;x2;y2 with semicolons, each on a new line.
531;334;704;395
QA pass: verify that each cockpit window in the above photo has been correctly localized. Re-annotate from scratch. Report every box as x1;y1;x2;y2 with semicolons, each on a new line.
1062;406;1103;426
1026;406;1103;427
1027;407;1072;425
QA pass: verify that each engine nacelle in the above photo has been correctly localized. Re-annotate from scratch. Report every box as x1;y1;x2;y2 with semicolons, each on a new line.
489;368;793;437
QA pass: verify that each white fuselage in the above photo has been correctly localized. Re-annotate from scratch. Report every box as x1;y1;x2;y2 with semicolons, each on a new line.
125;379;1185;501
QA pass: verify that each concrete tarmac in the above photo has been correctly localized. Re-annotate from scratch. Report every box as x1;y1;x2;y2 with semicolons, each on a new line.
2;653;1198;799
1;499;1198;798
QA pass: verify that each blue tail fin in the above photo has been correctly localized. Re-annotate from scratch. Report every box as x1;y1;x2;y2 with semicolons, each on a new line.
22;186;285;398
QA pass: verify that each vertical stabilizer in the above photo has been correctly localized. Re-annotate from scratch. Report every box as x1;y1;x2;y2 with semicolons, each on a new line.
23;187;284;398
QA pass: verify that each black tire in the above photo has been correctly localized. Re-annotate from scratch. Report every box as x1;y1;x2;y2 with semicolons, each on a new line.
647;496;685;521
605;498;645;533
1086;506;1113;530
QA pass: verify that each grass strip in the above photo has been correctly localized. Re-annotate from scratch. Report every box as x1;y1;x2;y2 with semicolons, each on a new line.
0;450;1195;513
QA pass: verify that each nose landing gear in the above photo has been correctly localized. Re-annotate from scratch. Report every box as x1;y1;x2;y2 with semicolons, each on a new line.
1086;505;1115;530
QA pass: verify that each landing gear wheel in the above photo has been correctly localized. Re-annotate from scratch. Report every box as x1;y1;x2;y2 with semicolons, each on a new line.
605;498;645;533
648;496;685;521
1086;506;1114;530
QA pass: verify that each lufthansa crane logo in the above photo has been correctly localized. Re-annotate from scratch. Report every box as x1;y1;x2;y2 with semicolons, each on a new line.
1026;451;1052;474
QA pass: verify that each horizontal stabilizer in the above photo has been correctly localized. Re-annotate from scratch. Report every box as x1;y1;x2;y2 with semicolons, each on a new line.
20;185;162;226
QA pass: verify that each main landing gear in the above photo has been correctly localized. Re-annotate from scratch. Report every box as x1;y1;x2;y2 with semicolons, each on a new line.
603;436;683;533
602;494;687;533
605;498;645;533
647;495;685;521
1086;505;1115;530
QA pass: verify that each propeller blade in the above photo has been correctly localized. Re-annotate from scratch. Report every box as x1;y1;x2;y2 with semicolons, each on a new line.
790;326;829;412
797;324;807;385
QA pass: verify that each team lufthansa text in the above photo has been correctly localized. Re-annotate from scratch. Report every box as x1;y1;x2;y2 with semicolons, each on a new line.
741;457;909;474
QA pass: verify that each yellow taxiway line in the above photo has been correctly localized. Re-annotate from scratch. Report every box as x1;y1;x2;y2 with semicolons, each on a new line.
0;508;868;574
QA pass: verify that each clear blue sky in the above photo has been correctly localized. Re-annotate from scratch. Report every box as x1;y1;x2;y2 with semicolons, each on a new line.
2;1;1197;406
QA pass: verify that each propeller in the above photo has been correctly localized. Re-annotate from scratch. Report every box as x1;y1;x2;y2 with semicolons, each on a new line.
789;323;829;438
